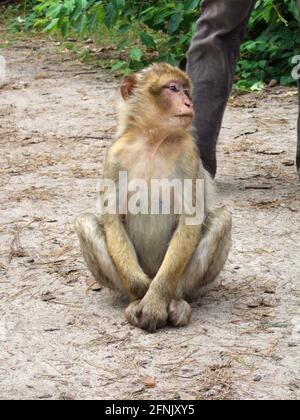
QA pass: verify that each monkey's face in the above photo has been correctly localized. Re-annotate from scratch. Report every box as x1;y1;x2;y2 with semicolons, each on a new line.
157;80;194;129
120;64;195;131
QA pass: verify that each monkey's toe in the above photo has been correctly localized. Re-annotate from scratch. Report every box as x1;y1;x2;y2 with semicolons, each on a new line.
168;299;192;328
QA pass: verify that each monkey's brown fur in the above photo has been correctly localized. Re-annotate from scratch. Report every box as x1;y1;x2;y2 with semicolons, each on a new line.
76;63;232;333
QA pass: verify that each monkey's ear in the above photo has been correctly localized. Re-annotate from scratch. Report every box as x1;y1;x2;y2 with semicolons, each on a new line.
121;75;137;100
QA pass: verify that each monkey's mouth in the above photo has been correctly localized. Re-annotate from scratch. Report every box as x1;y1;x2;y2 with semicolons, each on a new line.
174;114;194;126
174;112;194;118
174;113;194;119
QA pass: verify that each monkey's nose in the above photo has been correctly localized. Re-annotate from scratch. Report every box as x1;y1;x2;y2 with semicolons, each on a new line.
184;98;194;108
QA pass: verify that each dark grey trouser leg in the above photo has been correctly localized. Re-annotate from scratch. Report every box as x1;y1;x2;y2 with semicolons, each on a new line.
297;0;300;178
187;0;255;177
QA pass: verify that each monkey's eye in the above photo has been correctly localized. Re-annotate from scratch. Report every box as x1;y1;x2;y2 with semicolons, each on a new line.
168;84;180;92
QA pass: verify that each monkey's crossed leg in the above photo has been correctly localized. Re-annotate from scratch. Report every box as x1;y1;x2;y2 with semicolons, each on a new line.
76;207;232;332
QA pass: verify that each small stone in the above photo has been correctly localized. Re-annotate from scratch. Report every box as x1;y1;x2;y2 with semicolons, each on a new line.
60;392;75;400
262;296;280;308
204;385;223;398
86;277;102;291
204;389;218;398
246;298;261;308
254;374;262;382
268;79;278;88
144;376;156;388
12;81;29;90
81;380;92;388
41;291;55;302
35;71;51;80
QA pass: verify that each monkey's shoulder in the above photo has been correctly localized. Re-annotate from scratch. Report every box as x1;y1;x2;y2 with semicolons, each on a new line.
175;139;201;178
106;135;140;164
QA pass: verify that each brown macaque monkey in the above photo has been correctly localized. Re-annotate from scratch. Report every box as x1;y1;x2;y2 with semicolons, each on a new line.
75;63;232;333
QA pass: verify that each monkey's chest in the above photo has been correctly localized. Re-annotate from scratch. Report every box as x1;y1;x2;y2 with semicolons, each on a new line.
122;156;185;277
125;213;178;278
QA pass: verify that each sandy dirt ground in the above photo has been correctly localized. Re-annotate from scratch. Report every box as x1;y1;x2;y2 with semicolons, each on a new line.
0;33;299;401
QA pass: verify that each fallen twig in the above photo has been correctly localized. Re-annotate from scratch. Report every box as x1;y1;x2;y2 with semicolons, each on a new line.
245;184;273;190
74;71;98;76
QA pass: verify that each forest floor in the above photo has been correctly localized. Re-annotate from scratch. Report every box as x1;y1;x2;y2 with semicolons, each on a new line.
0;31;299;401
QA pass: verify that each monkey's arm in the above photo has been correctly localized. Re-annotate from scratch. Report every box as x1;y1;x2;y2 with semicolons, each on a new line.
148;150;203;303
102;154;151;299
104;215;151;298
150;217;201;301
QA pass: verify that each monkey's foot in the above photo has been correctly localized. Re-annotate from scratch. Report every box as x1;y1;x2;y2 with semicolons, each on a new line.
168;299;192;328
125;299;168;333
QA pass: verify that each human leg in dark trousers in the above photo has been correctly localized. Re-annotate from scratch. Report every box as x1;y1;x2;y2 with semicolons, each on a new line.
187;0;255;177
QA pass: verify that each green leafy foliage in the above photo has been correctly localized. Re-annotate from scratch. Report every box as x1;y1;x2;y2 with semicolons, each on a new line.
6;0;300;89
237;0;300;89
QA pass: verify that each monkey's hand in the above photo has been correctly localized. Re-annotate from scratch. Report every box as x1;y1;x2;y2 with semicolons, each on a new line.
128;273;152;299
168;299;192;328
125;294;168;333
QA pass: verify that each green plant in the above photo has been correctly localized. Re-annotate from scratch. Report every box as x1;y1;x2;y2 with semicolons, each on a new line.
237;0;300;90
26;0;201;72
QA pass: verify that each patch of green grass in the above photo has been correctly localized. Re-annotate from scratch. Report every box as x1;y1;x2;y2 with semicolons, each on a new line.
260;322;290;330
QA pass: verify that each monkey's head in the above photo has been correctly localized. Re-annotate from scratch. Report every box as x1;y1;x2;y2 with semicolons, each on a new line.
120;63;194;132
